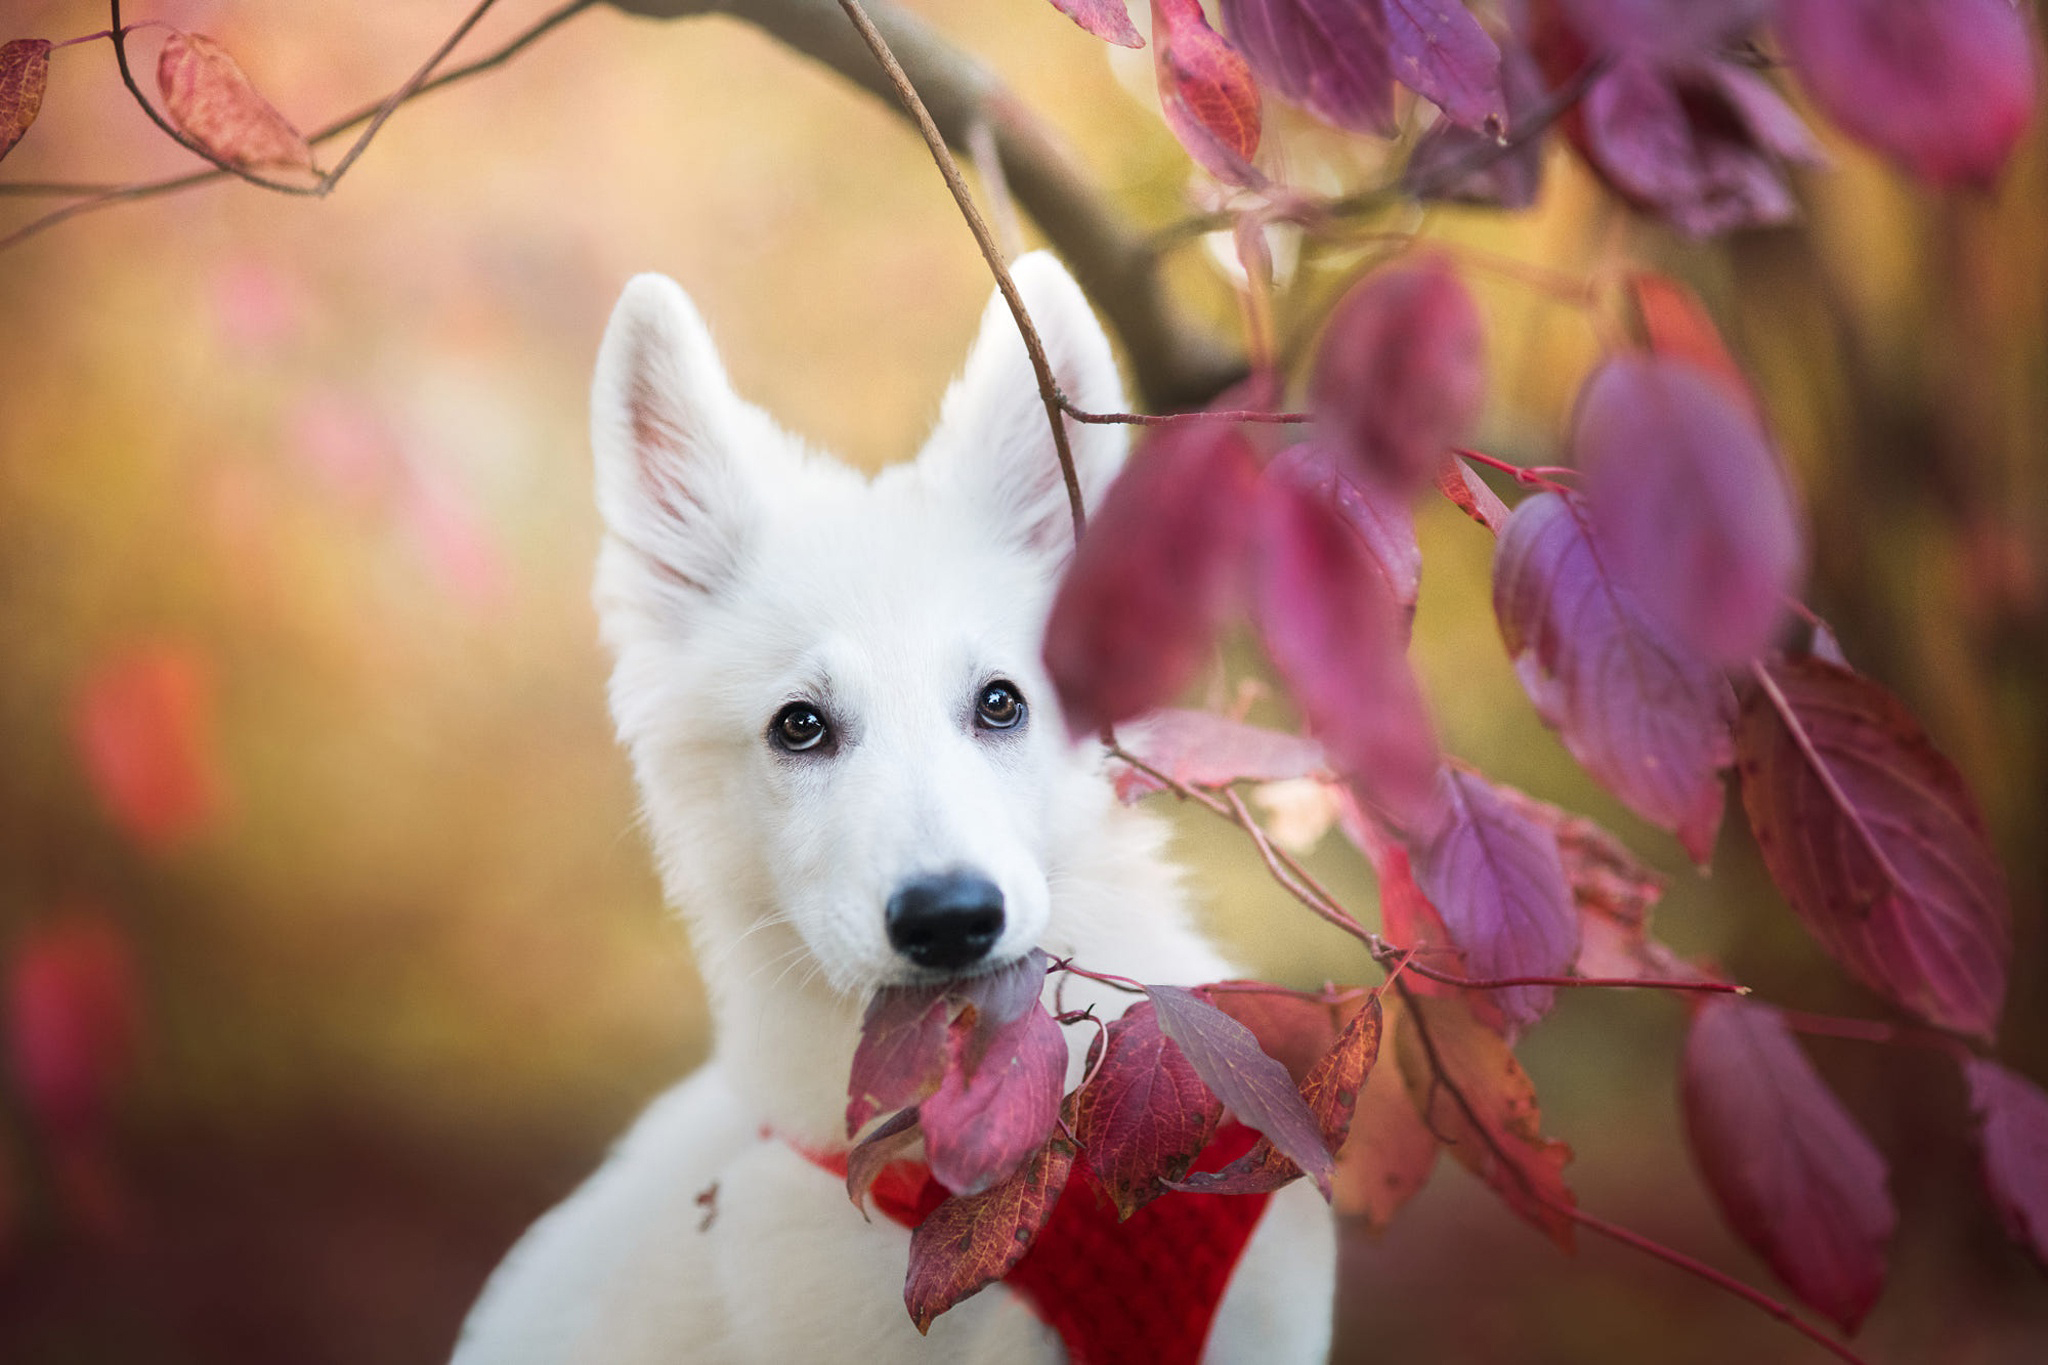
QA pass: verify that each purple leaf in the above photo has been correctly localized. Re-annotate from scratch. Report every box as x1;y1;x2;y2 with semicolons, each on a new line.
1251;474;1439;828
1146;984;1335;1196
846;987;949;1137
1066;1000;1223;1217
1268;442;1421;624
1778;0;2036;189
1546;0;1773;61
845;1105;924;1213
1111;708;1329;802
1737;656;2012;1041
1682;998;1896;1332
1962;1057;2048;1270
1042;422;1261;738
1406;33;1548;208
1384;0;1508;132
1220;0;1398;136
1494;490;1735;863
1408;769;1579;1027
1045;0;1145;48
952;950;1051;1066
1575;355;1805;665
922;1003;1068;1196
1310;255;1487;502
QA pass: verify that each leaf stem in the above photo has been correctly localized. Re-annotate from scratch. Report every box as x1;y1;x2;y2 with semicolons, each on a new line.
1452;447;1572;494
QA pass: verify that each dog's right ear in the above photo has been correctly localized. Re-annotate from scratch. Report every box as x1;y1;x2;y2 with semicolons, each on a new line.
591;273;760;604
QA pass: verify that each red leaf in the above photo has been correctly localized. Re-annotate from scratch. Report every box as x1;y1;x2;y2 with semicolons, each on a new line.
1045;0;1144;47
70;640;227;854
905;1136;1076;1333
1152;0;1265;185
1042;422;1261;738
1962;1057;2048;1270
1252;474;1439;828
846;987;950;1137
1146;984;1334;1196
0;38;51;165
156;31;315;172
1493;490;1735;863
1384;0;1508;133
1626;272;1752;409
846;1105;925;1214
1682;998;1895;1332
922;1004;1067;1196
1409;770;1578;1028
1067;1000;1222;1217
1220;0;1396;136
1200;985;1344;1086
1111;708;1328;802
1311;256;1486;500
5;912;141;1140
1778;0;2036;189
1268;442;1422;626
1333;998;1440;1229
1179;996;1383;1195
1737;656;2012;1041
1435;455;1510;535
1574;355;1805;664
1395;994;1576;1249
951;950;1052;1056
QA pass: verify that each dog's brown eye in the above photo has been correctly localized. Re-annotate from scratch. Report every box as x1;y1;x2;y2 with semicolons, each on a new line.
975;681;1025;731
771;703;828;753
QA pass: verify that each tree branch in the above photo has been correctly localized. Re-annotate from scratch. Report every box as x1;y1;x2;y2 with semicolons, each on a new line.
605;0;1244;410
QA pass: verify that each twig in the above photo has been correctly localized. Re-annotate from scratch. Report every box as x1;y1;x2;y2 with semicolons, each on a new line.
836;0;1086;542
1048;958;1147;995
1394;56;1611;204
317;0;504;190
1057;396;1311;427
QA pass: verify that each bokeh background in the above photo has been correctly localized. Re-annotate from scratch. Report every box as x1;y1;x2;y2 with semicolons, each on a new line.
1;0;2044;1360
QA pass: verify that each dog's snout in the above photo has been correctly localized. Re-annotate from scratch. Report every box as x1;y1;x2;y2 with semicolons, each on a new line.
886;872;1005;972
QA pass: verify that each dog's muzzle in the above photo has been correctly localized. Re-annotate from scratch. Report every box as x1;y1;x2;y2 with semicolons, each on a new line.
885;871;1005;972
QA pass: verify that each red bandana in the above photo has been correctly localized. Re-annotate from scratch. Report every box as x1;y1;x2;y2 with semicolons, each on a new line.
800;1125;1274;1365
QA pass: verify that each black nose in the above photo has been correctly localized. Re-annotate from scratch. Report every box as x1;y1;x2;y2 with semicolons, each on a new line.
886;872;1005;972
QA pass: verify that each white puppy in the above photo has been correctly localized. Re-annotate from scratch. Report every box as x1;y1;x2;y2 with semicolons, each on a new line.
452;254;1335;1364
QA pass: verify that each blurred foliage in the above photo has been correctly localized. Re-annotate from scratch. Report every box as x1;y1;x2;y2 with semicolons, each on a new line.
0;0;2044;1360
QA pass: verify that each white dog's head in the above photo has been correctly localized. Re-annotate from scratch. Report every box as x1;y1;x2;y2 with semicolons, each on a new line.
591;255;1128;1000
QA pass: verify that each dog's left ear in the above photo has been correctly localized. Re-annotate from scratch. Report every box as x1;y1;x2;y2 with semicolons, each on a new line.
920;253;1127;561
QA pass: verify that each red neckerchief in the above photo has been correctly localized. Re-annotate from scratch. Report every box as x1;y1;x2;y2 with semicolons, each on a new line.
798;1124;1274;1364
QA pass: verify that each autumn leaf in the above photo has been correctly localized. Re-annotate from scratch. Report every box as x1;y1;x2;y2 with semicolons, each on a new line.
1962;1057;2048;1271
1220;0;1397;136
1682;998;1895;1332
904;1136;1075;1333
1268;442;1423;630
1152;0;1264;185
0;38;52;165
70;640;227;854
1626;272;1752;410
1044;0;1144;48
845;1105;924;1214
157;31;316;172
922;1003;1067;1196
1200;985;1345;1086
1396;993;1576;1249
1110;708;1328;803
846;986;949;1137
1066;1000;1222;1217
5;911;141;1141
1738;656;2012;1041
1334;998;1440;1230
1435;455;1510;536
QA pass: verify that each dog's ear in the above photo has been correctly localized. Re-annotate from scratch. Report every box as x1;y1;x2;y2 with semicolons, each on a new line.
591;273;764;604
920;252;1128;562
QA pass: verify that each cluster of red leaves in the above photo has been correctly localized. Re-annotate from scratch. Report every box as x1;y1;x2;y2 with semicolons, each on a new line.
1038;0;2036;230
0;25;313;171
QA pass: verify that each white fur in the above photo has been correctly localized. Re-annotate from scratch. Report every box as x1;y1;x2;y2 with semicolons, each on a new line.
452;255;1336;1364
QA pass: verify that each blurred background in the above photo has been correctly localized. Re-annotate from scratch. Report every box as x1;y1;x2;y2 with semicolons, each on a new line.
0;0;2043;1360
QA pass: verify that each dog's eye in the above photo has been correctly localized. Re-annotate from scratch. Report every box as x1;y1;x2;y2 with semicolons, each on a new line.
974;681;1026;731
771;703;829;753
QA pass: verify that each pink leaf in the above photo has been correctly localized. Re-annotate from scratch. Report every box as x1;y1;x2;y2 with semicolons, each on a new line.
1493;490;1735;863
905;1136;1075;1332
1311;255;1487;501
70;640;227;854
1268;442;1421;627
1045;0;1144;47
1682;998;1895;1332
1405;32;1547;207
1043;422;1261;738
1778;0;2037;189
846;986;950;1137
1737;656;2011;1041
1200;984;1346;1086
1146;984;1334;1196
0;38;51;164
1221;0;1395;135
1435;455;1510;535
1962;1057;2048;1270
1111;708;1328;802
1574;355;1805;664
156;31;315;172
1409;769;1579;1028
922;1003;1067;1196
5;912;141;1140
1251;474;1439;828
1384;0;1508;133
1067;1000;1223;1217
1152;0;1265;185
